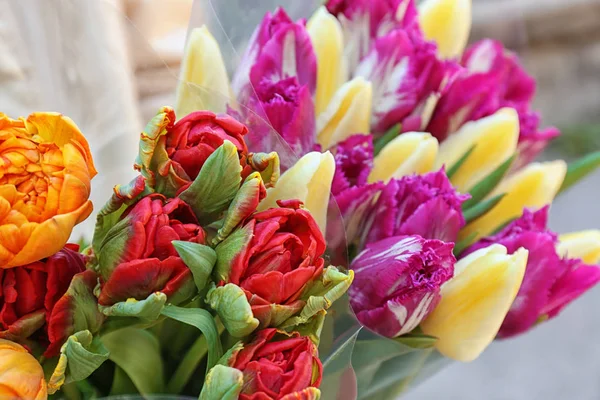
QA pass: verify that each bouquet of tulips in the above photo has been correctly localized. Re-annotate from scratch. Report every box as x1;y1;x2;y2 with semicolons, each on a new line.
2;0;600;399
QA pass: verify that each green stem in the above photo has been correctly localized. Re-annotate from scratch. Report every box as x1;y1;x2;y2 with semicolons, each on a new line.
167;334;209;394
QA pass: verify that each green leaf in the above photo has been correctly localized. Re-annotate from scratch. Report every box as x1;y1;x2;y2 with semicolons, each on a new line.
98;292;167;321
213;223;253;282
453;231;479;257
373;124;402;156
102;328;165;394
394;333;437;349
206;283;259;338
47;331;109;394
173;241;217;292
213;172;264;245
461;155;514;210
161;305;223;374
199;365;243;400
110;366;138;396
179;140;243;224
462;193;506;223
559;151;600;193
446;145;476;179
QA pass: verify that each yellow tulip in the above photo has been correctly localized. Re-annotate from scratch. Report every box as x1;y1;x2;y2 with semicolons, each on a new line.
460;160;567;242
557;230;600;264
369;132;439;183
418;0;472;59
176;26;233;117
258;151;335;234
316;77;372;149
0;339;47;399
421;245;528;362
435;108;519;192
307;6;347;115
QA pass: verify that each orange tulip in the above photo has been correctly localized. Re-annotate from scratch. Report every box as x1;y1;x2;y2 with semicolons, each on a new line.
0;339;47;399
0;112;96;268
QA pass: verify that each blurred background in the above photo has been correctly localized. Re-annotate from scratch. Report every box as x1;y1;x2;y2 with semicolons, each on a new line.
1;0;599;398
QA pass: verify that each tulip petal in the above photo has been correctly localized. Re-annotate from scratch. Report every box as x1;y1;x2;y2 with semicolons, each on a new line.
0;339;47;400
421;245;528;361
316;78;373;149
460;160;567;242
307;6;347;115
436;108;519;192
418;0;472;59
259;152;335;234
176;26;233;116
558;230;600;265
369;132;438;182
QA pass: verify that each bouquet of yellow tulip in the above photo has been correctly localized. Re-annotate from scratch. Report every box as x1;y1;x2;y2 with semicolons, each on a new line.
177;0;600;398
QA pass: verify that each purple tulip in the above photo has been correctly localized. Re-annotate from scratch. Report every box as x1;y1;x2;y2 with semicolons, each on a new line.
232;8;317;104
361;169;469;246
331;134;374;196
355;29;458;134
427;39;560;162
466;207;600;337
326;0;419;70
349;235;455;337
245;76;316;161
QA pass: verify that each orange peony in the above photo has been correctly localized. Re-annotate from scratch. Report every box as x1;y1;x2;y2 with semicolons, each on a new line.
0;339;47;399
0;112;96;268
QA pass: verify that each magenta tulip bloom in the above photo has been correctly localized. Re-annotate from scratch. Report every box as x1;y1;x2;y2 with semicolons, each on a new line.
349;235;455;337
467;207;600;337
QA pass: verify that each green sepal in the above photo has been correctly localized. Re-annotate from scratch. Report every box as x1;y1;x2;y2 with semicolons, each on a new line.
373;124;402;156
173;241;217;292
134;106;187;197
287;310;327;346
179;140;243;224
446;144;476;179
248;151;280;188
161;305;223;374
461;155;514;210
281;267;354;329
214;223;253;283
47;331;109;394
101;327;165;394
92;175;148;269
98;292;167;322
559;151;600;193
199;365;243;400
213;172;265;245
206;283;259;338
463;193;506;223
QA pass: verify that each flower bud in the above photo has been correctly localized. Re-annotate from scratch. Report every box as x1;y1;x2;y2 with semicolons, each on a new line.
418;0;472;59
0;339;47;399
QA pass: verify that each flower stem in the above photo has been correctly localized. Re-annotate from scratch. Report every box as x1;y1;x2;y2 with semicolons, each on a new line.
166;334;209;394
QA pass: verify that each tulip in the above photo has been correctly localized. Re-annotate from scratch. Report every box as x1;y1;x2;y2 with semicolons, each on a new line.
0;339;47;400
363;169;469;246
331;134;374;195
0;112;96;268
354;28;456;134
349;235;455;338
325;0;419;71
435;107;519;192
316;77;372;149
369;132;438;183
232;8;317;103
421;244;528;362
418;0;472;59
558;230;600;264
459;160;567;242
176;26;233;116
259;152;335;233
467;208;600;337
307;6;347;115
206;329;322;400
